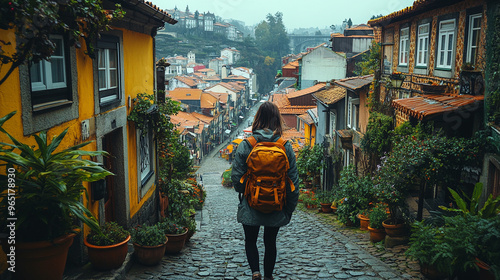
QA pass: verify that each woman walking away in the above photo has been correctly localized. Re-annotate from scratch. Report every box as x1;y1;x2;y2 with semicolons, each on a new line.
231;101;299;280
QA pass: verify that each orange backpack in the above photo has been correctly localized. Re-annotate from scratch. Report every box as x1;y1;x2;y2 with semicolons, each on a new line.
239;136;296;213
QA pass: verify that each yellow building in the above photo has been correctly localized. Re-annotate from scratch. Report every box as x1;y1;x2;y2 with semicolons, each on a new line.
0;0;176;264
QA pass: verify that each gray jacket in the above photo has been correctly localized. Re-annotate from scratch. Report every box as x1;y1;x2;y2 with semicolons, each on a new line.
231;129;300;227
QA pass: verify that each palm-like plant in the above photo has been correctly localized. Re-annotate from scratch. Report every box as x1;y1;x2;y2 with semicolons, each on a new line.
0;111;113;242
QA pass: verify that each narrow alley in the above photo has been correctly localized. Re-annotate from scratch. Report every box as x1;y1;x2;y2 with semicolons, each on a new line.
126;151;415;280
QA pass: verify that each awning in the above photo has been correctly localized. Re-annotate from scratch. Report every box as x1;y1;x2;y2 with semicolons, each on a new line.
243;126;252;133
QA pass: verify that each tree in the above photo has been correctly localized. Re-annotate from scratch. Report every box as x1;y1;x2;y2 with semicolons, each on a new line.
315;30;322;35
347;18;353;28
354;40;381;76
0;0;124;86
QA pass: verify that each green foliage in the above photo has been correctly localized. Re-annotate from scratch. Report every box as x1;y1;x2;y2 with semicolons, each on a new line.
485;3;500;123
439;183;500;218
131;224;166;246
222;167;232;187
368;205;388;229
0;112;112;242
0;0;124;85
297;145;323;179
87;222;129;246
158;217;187;235
316;190;335;204
374;125;487;221
406;215;500;278
361;112;393;172
162;179;196;220
354;40;381;76
254;12;290;59
336;165;375;225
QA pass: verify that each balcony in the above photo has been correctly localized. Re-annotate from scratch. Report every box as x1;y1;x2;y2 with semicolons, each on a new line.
336;129;353;150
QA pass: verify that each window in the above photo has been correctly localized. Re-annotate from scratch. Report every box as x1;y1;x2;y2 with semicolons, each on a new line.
466;13;482;65
436;19;456;69
347;97;359;130
382;28;394;74
398;27;409;66
139;129;154;185
29;34;71;107
416;24;430;67
329;112;336;135
98;35;120;104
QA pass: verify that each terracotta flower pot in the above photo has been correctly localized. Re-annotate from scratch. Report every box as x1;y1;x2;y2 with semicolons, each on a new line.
357;214;369;231
84;235;130;270
420;262;447;280
165;228;188;254
367;226;386;243
133;239;167;266
382;219;407;237
330;204;337;213
1;233;76;280
320;203;333;213
476;258;495;280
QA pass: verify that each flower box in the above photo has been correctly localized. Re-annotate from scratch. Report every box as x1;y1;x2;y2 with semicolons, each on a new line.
417;83;447;94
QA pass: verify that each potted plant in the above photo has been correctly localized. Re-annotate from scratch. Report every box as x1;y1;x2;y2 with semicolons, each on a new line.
317;190;335;213
159;218;188;254
0;112;112;279
389;71;406;88
84;221;130;270
131;224;167;266
367;205;387;243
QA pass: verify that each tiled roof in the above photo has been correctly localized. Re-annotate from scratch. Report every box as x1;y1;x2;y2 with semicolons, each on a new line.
174;76;198;87
132;0;177;24
200;92;218;109
170;111;201;128
368;0;442;27
279;106;316;115
313;86;346;105
168;88;203;100
392;94;484;120
271;94;291;108
191;112;213;123
282;60;299;69
205;91;228;103
335;75;373;91
282;128;305;142
288;83;326;99
330;33;343;38
346;24;373;31
205;75;221;81
223;75;248;80
297;112;314;125
197;68;215;72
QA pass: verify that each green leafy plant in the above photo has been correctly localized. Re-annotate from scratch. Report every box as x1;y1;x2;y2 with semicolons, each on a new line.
302;191;318;208
159;218;187;235
131;224;167;246
368;205;388;229
222;167;232;187
336;165;375;225
86;222;130;246
297;145;323;182
439;182;500;218
0;111;113;242
316;190;335;204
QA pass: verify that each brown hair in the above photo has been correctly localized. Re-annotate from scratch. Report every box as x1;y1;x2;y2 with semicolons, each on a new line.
251;101;284;136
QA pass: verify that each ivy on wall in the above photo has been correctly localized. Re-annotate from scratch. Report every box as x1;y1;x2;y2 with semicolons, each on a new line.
486;1;500;124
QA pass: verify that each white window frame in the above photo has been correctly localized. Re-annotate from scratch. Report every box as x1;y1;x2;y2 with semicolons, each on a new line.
416;23;430;67
97;35;120;105
466;13;482;65
347;97;359;130
139;128;153;184
329;112;336;136
436;19;456;69
399;27;410;66
30;35;67;92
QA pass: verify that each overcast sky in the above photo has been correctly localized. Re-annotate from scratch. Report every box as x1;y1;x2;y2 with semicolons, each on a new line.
153;0;415;31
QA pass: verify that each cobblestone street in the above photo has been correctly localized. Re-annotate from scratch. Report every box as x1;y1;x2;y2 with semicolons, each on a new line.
126;153;423;280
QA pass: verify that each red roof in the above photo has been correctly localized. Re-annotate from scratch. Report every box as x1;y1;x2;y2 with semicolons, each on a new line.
392;94;484;120
288;83;326;99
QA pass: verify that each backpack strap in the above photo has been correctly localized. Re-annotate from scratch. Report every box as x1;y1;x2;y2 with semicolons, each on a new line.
246;136;258;148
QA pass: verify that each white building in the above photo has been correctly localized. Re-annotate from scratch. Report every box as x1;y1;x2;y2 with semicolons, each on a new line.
299;45;346;89
232;67;257;96
220;48;240;65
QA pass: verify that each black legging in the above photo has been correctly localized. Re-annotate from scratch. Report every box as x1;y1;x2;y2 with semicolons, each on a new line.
243;224;280;278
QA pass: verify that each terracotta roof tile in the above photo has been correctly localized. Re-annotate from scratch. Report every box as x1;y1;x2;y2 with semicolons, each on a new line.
288;83;326;99
279;106;316;115
313;86;346;105
137;0;177;24
200;92;218;109
368;0;441;27
271;94;291;108
297;112;314;125
174;76;198;87
345;24;374;31
392;94;484;120
282;60;299;69
205;91;228;103
168;88;203;100
191;112;213;123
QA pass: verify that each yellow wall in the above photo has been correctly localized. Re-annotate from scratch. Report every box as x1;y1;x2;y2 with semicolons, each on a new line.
304;123;316;147
121;29;156;218
0;26;158;232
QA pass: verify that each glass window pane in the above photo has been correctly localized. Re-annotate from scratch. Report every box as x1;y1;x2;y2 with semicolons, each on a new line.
98;49;106;68
53;38;63;56
51;58;65;83
448;34;454;51
109;49;117;68
30;62;42;83
99;70;106;89
473;17;481;28
109;70;117;88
